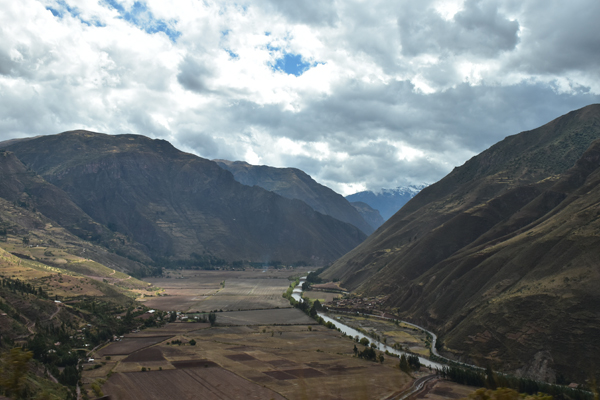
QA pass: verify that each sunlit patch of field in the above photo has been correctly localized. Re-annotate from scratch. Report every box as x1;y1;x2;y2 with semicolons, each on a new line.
337;314;430;352
0;246;140;301
302;290;341;303
383;330;421;343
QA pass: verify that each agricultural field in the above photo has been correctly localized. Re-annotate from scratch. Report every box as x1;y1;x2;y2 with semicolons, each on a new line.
96;336;174;356
142;269;308;312
103;366;287;400
214;308;315;326
334;314;431;356
88;322;414;400
80;268;482;400
130;322;211;336
302;290;341;303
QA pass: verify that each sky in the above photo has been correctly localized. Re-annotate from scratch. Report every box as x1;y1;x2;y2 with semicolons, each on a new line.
1;0;599;195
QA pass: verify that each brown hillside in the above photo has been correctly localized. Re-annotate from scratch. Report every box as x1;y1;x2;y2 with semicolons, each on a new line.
322;104;600;381
215;160;374;235
3;131;365;264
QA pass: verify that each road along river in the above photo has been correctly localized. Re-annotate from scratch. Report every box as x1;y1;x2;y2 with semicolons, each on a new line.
316;313;443;369
292;278;443;369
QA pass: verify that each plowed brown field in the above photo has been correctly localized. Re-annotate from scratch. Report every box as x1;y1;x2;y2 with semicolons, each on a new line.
103;368;286;400
96;336;172;356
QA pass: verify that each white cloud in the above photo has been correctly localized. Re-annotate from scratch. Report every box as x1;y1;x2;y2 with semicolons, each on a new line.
0;0;599;196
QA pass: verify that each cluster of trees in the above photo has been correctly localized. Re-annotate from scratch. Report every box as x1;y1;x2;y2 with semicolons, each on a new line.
1;277;48;298
152;254;228;272
22;299;149;395
0;348;33;399
306;269;325;284
438;366;593;400
399;354;421;373
466;388;553;400
0;348;72;399
194;312;217;325
153;257;310;273
352;343;385;363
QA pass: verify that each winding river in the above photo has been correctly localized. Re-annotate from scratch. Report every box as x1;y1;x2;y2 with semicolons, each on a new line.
292;278;443;369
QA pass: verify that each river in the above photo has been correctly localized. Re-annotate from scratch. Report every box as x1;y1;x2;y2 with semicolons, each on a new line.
291;276;306;302
292;278;443;369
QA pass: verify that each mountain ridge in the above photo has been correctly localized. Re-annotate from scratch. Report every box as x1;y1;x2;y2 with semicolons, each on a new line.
322;104;600;381
3;131;366;265
215;159;374;235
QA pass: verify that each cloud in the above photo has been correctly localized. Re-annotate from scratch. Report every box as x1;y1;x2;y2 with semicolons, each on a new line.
505;0;600;78
1;0;599;195
399;0;520;58
177;54;215;93
258;0;339;27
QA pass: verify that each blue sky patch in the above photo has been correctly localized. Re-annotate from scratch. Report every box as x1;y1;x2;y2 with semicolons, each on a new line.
226;49;239;59
102;0;181;42
273;54;315;77
46;0;104;26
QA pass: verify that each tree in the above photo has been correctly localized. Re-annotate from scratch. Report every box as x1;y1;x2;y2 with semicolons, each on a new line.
399;354;410;373
408;354;421;370
208;312;216;326
0;348;33;399
466;388;552;400
485;365;497;389
189;339;196;346
309;300;323;318
353;344;358;356
22;236;29;246
359;337;369;347
358;347;377;361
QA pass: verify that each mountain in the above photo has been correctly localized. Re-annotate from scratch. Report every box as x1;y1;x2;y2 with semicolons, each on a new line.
0;149;154;275
345;185;427;221
214;160;374;235
2;131;366;265
348;201;385;230
322;104;600;381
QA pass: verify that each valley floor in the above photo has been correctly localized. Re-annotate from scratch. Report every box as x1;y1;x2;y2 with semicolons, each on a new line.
83;269;463;400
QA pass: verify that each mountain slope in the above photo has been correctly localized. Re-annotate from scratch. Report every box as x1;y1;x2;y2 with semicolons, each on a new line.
0;149;152;274
323;104;600;380
3;131;366;264
215;160;374;235
348;201;385;230
345;185;426;221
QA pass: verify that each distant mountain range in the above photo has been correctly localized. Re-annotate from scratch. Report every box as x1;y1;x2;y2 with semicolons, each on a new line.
345;185;427;223
323;104;600;382
0;131;366;268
